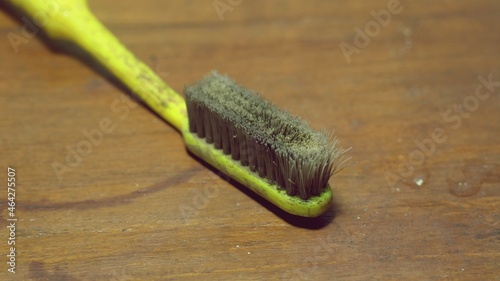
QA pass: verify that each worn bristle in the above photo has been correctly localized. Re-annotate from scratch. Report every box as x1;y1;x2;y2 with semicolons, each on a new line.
184;71;347;200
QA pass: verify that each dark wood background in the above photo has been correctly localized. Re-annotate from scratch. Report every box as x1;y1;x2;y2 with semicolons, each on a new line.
0;1;498;280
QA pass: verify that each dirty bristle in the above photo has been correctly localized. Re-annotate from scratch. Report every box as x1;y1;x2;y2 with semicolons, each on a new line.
184;71;347;200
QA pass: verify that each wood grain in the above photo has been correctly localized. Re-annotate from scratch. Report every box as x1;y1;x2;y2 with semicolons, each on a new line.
0;0;498;280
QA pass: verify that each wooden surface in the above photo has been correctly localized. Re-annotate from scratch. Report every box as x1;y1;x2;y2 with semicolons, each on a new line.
1;1;499;280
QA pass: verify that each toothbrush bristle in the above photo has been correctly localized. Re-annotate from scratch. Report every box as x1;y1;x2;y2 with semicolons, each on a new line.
184;71;347;200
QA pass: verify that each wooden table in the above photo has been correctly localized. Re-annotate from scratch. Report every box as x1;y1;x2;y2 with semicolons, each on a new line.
1;1;498;280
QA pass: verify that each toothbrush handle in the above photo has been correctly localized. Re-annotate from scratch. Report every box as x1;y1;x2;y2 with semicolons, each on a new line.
8;0;188;132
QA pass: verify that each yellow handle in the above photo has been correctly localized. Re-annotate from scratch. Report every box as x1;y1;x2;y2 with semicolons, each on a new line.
8;0;188;132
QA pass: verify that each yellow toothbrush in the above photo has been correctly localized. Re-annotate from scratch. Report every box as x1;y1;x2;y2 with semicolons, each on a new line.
6;0;347;217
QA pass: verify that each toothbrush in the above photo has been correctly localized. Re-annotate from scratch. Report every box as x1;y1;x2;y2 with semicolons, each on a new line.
5;0;348;217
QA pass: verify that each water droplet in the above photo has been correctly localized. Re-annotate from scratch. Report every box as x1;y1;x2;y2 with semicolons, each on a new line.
447;162;486;197
447;178;481;197
414;178;424;186
402;169;430;189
